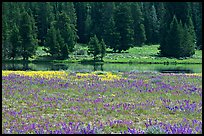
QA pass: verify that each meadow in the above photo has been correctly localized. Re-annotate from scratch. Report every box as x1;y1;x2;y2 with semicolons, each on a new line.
2;71;202;134
6;44;202;64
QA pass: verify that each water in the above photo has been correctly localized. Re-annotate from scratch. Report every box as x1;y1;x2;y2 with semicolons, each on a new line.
2;62;202;73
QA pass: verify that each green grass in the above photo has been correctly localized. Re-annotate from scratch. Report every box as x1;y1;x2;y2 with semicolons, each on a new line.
3;44;202;64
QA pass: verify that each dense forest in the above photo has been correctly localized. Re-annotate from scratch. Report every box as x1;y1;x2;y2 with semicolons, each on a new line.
2;2;202;61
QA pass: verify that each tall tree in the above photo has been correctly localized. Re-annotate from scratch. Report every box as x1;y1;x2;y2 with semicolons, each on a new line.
74;2;89;43
36;2;53;46
190;2;202;49
159;2;196;58
45;22;61;58
130;2;146;46
114;3;134;52
144;3;159;44
19;11;38;61
9;24;21;60
2;3;10;59
165;16;183;58
56;12;78;58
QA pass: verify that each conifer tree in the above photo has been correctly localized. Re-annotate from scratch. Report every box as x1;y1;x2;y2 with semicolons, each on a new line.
100;39;106;61
9;24;21;60
19;11;38;61
56;12;78;59
88;35;100;61
131;2;146;46
114;3;134;52
165;16;183;58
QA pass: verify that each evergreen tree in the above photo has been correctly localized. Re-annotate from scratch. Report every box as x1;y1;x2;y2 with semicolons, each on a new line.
190;2;202;49
56;12;78;58
61;2;77;26
2;3;10;59
74;2;89;43
130;2;146;46
36;2;53;46
100;39;106;61
144;3;159;44
45;22;61;58
9;24;21;60
88;35;100;61
165;16;183;58
114;3;134;52
103;16;120;52
183;17;196;56
19;11;38;61
159;2;196;58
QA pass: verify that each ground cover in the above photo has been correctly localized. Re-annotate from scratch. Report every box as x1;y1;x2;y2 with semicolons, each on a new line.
2;71;202;134
3;45;202;64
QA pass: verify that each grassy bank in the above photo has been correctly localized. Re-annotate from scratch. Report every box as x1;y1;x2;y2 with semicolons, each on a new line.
3;45;202;64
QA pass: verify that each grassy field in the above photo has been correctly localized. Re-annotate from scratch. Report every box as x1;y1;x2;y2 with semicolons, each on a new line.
2;71;202;134
3;44;202;64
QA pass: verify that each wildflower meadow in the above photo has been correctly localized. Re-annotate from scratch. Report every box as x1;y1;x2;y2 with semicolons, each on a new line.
2;71;202;134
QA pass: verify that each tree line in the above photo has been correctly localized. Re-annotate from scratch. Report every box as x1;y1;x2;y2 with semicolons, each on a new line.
2;2;202;61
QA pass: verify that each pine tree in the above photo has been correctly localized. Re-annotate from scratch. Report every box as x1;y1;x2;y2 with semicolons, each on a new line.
114;3;134;52
19;11;38;61
9;24;21;60
88;35;100;61
144;3;159;44
183;17;196;57
36;2;53;46
159;2;196;58
165;16;183;58
45;22;61;58
2;4;10;60
74;2;89;43
190;2;201;49
100;39;106;61
130;2;146;46
61;2;77;26
56;12;78;59
104;16;120;52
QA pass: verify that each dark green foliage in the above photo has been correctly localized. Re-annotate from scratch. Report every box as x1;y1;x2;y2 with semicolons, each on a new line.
88;35;101;61
100;39;106;61
36;2;53;46
9;24;21;60
74;2;90;43
45;23;60;58
190;2;202;49
2;2;201;61
19;11;38;61
165;16;183;58
130;2;146;46
144;3;159;44
160;15;196;58
114;3;134;52
159;2;197;58
56;12;78;58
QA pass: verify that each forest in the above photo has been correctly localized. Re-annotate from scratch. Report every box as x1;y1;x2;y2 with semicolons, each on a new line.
2;2;202;61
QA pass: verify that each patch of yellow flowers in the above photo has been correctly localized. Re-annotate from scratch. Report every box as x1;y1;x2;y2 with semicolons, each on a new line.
185;73;202;76
2;70;69;80
76;71;122;81
2;70;123;81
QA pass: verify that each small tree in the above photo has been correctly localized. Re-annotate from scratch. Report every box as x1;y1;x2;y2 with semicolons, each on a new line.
100;39;106;61
88;35;100;61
